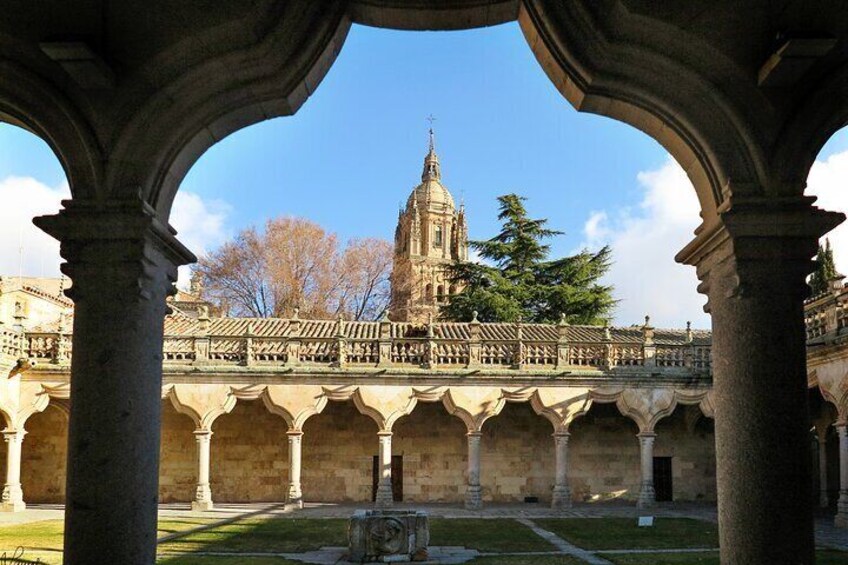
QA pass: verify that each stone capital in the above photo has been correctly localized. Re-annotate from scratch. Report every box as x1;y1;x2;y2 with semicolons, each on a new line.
677;195;844;307
33;197;196;304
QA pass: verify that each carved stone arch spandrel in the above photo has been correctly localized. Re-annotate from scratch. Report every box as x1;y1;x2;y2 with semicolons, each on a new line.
262;384;327;431
814;363;848;421
615;388;677;434
411;386;448;403
529;387;593;433
167;383;236;431
354;386;417;432
442;386;505;433
0;381;50;431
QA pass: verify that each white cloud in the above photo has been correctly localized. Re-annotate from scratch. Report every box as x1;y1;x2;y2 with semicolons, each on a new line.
169;190;232;287
0;176;230;289
806;149;848;275
0;176;68;278
581;158;708;329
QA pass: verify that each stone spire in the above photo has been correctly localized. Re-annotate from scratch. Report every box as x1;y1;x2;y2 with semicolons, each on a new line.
421;127;441;182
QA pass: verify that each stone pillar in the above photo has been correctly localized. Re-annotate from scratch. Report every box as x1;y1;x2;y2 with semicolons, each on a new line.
375;431;394;507
34;201;195;565
286;430;303;509
465;431;482;510
551;431;571;509
677;200;842;563
836;423;848;528
637;432;656;508
0;430;26;512
192;430;213;512
818;432;830;509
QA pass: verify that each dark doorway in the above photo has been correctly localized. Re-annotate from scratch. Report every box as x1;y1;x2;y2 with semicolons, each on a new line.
653;457;673;502
372;455;403;502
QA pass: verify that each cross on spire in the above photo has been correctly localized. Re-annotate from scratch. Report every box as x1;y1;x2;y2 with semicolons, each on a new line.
426;114;437;152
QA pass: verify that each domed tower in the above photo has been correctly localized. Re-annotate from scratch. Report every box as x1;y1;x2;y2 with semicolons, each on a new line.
391;129;468;323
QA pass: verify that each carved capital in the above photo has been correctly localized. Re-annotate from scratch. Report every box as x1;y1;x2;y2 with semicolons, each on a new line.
33;197;196;308
677;196;843;309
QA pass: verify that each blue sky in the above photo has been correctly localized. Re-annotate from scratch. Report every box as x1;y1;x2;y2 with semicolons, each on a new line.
2;22;848;329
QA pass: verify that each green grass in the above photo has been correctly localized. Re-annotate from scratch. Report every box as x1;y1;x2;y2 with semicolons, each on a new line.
158;556;301;564
429;518;555;553
602;550;848;565
157;518;347;554
470;556;586;564
535;517;718;550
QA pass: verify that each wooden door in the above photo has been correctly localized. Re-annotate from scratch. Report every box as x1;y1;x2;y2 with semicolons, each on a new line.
653;457;673;502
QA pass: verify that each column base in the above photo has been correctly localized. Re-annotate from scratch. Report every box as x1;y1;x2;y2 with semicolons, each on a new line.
465;486;482;510
637;485;656;509
286;487;303;510
820;491;830;509
375;484;394;508
551;486;572;510
836;494;848;529
191;500;214;512
0;500;25;512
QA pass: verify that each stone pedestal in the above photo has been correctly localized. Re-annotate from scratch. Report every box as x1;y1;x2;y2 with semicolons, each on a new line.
464;431;482;510
348;509;429;563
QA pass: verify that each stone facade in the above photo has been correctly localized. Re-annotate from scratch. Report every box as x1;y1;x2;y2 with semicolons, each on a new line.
390;130;468;324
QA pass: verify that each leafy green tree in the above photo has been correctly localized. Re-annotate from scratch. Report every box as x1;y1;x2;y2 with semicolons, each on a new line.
809;238;838;296
441;194;615;324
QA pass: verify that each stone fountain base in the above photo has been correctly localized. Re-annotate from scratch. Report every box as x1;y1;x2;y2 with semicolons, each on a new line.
348;509;430;562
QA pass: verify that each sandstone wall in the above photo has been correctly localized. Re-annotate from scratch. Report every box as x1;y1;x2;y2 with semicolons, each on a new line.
15;396;717;505
20;405;67;502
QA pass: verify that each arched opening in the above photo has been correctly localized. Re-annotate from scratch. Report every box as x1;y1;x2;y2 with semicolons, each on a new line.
653;405;716;503
568;402;640;503
480;401;554;503
210;400;289;502
301;400;377;503
20;403;68;503
159;399;196;504
393;401;467;503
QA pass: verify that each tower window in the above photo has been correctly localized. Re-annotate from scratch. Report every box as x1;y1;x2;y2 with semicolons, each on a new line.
437;285;445;302
433;225;443;247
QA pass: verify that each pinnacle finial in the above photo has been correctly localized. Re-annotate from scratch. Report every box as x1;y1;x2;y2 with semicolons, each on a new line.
426;114;437;152
471;310;479;323
644;315;651;327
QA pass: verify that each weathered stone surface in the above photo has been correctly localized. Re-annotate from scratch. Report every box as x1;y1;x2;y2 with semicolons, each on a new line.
348;509;429;563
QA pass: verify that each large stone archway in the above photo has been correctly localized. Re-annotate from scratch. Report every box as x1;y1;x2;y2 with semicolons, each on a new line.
1;3;847;562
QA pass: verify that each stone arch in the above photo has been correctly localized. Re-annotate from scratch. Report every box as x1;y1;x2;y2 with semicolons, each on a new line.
159;398;196;503
393;400;468;503
0;64;101;199
442;387;505;432
480;397;556;503
301;398;379;503
653;403;717;502
348;1;519;31
20;403;68;503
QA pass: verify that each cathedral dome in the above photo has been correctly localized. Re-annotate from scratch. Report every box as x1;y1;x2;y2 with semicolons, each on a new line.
406;128;455;212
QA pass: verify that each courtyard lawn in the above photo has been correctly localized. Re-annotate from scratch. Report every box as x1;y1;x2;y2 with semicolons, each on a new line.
157;518;347;554
471;556;586;564
429;518;556;553
535;517;718;550
601;550;848;565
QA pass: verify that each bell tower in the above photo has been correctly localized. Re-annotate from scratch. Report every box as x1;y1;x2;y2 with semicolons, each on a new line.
391;128;468;323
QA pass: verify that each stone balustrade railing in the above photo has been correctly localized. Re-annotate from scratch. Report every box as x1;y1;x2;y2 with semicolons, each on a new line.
9;318;714;373
805;276;848;343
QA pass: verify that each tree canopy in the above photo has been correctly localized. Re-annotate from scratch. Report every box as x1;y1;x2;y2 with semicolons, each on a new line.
441;194;616;324
196;217;392;320
809;238;838;296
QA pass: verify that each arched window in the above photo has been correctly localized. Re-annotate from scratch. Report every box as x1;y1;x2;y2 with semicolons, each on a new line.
449;285;456;296
425;284;433;301
433;225;443;247
437;285;444;302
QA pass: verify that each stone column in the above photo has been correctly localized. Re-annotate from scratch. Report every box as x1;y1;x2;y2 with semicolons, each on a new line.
818;432;830;509
677;200;842;563
192;430;213;512
836;423;848;528
551;431;571;509
375;431;394;507
465;431;482;510
637;432;656;508
0;430;26;512
34;201;195;565
286;430;303;509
